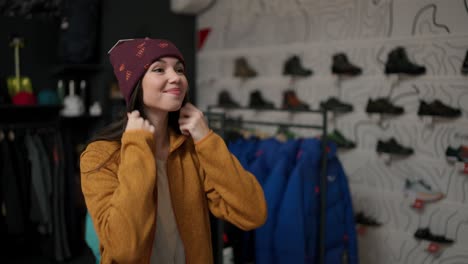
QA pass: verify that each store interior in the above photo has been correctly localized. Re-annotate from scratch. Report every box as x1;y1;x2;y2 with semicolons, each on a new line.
1;0;468;263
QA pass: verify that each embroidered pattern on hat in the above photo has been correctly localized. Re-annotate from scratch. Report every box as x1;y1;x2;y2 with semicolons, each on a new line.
137;42;146;49
136;42;146;58
159;42;169;48
126;70;132;81
136;46;146;58
119;63;125;72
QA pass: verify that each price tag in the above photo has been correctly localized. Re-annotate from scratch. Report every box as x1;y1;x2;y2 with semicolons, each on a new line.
425;242;443;258
455;162;468;174
370;113;380;122
379;153;392;165
421;116;433;128
412;199;425;210
357;225;367;236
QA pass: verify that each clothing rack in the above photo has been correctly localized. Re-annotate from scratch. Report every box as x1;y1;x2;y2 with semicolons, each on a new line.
0;122;59;143
206;106;329;264
0;105;61;145
0;105;75;262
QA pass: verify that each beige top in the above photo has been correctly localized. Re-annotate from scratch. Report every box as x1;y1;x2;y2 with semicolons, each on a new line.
150;159;185;264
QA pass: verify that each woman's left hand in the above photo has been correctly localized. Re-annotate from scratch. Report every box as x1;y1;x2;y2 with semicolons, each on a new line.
178;103;211;142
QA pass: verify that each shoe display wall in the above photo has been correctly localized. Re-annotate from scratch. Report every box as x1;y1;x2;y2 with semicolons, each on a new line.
197;1;468;262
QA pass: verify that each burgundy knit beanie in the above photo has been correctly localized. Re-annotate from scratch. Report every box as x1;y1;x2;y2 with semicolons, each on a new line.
108;38;185;104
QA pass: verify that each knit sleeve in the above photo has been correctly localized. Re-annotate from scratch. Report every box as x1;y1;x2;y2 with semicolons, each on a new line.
80;130;157;263
195;132;267;230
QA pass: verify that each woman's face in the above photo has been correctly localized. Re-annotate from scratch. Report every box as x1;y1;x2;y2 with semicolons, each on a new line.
141;56;188;112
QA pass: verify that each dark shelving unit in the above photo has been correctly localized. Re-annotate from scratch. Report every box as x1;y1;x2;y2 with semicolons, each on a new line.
0;104;62;124
50;64;105;76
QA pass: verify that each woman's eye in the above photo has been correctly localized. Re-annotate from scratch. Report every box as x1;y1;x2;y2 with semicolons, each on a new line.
176;68;185;74
152;68;164;73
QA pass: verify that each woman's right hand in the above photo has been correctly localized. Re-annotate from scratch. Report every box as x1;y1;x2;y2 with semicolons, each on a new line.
125;110;155;133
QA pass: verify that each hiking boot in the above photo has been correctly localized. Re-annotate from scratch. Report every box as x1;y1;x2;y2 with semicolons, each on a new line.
283;55;313;77
445;146;468;163
282;90;309;110
462;50;468;75
234;57;257;78
461;146;468;161
249;90;275;109
414;228;454;244
327;129;356;149
355;212;381;226
365;98;404;115
320;97;353;113
331;53;362;76
385;46;426;75
376;138;414;156
404;179;444;202
446;146;460;162
418;100;461;118
218;90;240;108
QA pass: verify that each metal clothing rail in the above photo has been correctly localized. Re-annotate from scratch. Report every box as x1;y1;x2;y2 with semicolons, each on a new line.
215;118;324;130
207;105;324;114
206;106;329;264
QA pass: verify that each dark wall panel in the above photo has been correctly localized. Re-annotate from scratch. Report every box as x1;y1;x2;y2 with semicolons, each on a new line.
0;17;60;96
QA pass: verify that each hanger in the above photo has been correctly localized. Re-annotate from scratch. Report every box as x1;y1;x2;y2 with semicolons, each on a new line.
275;125;296;142
8;129;15;141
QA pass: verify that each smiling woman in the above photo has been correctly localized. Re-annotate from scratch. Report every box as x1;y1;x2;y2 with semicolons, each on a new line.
142;57;188;113
79;38;267;264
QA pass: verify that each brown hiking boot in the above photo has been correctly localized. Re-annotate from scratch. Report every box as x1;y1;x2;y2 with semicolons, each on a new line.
234;57;257;78
282;90;309;110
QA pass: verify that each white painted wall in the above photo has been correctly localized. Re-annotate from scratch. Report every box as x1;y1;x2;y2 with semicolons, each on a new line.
197;1;468;263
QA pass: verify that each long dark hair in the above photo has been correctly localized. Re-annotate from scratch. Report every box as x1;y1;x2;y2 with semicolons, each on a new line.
90;80;188;144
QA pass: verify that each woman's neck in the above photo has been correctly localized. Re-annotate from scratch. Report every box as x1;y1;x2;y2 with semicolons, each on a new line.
144;109;169;160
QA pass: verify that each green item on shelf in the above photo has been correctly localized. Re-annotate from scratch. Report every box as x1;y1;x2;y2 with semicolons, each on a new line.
7;37;33;97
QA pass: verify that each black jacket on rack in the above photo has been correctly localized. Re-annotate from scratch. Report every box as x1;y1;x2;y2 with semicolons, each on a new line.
0;126;73;261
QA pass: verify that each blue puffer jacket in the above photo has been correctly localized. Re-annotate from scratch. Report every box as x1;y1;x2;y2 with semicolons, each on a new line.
324;153;358;264
227;137;260;169
248;137;283;185
255;139;302;264
274;139;358;264
273;138;319;263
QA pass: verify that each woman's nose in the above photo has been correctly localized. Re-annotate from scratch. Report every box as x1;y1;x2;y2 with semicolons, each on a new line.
168;68;181;82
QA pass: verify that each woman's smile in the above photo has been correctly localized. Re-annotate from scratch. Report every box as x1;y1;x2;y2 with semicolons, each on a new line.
164;88;182;96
